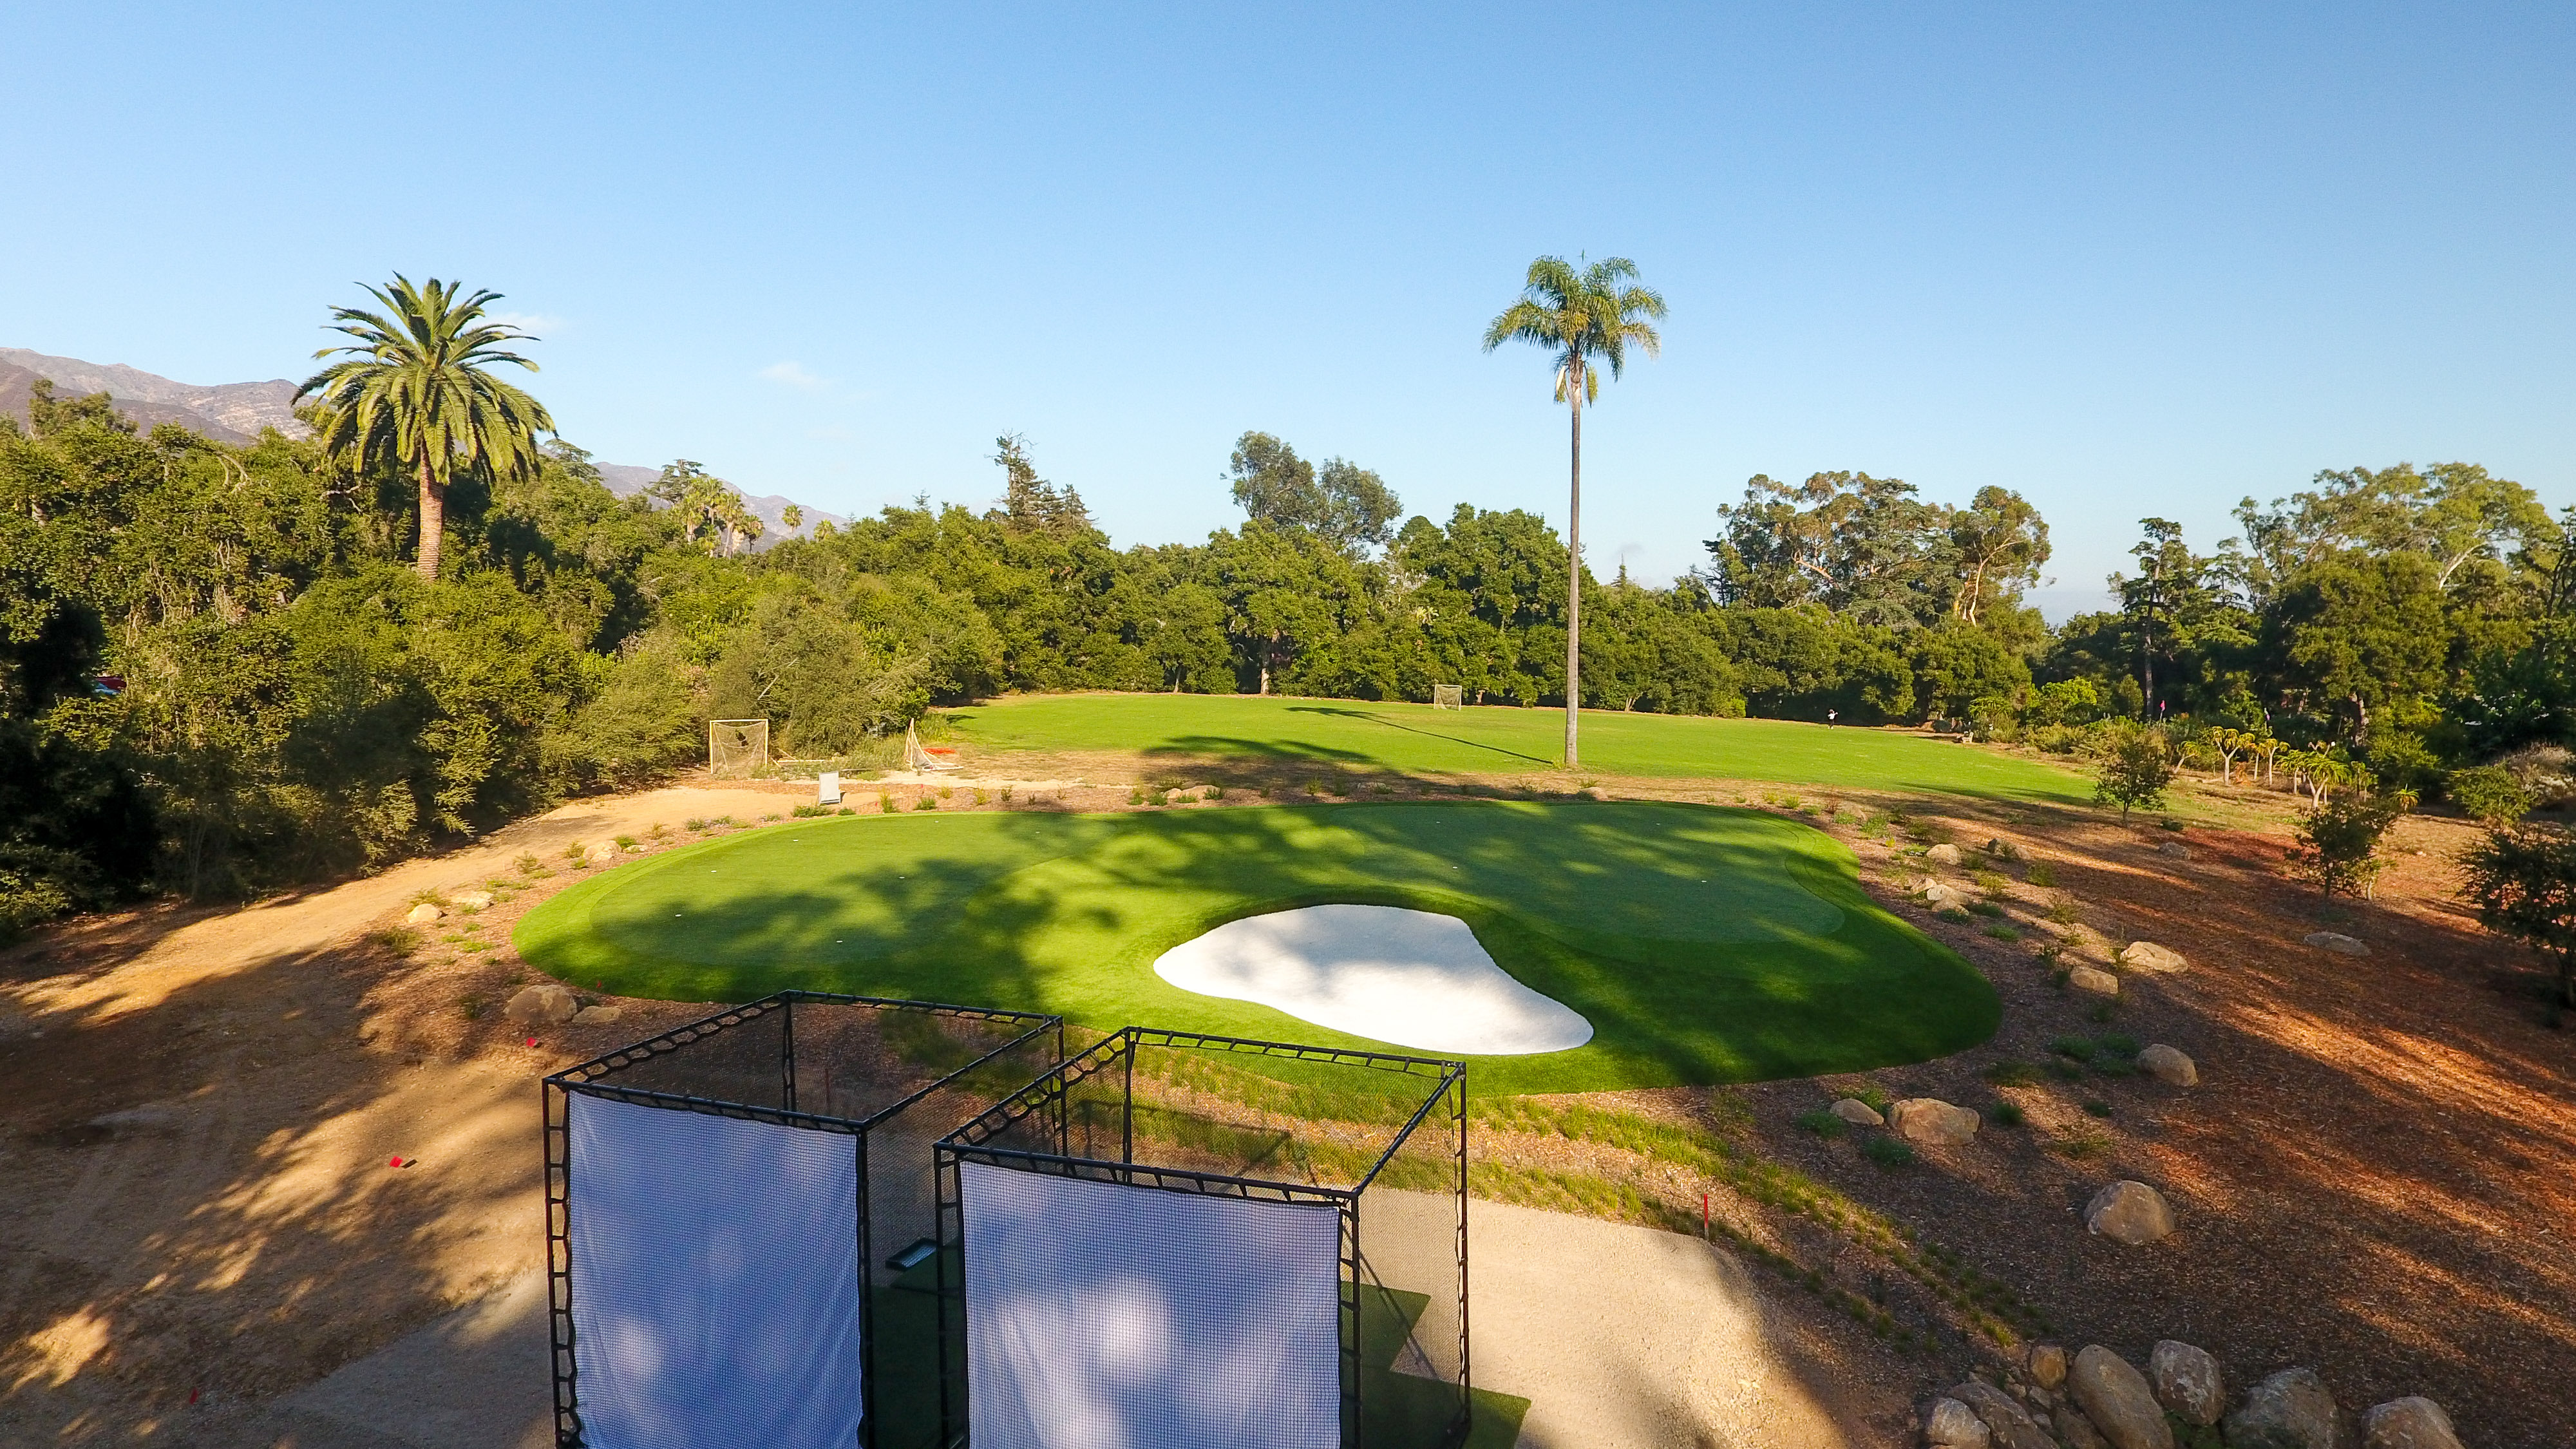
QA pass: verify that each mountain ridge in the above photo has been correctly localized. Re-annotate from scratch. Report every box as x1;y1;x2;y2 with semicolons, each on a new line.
1;347;842;547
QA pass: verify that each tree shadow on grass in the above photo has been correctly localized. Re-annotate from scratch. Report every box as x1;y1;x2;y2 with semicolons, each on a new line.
1284;706;1558;770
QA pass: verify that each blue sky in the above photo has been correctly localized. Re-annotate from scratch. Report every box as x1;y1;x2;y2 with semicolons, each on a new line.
8;3;2570;617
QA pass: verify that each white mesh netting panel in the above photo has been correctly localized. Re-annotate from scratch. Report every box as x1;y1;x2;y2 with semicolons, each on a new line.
959;1161;1342;1449
567;1094;860;1449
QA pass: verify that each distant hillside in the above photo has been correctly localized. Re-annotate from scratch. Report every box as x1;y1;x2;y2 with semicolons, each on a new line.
3;347;843;549
0;347;303;444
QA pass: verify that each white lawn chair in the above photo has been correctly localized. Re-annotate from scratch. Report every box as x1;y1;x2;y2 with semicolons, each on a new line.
818;770;843;805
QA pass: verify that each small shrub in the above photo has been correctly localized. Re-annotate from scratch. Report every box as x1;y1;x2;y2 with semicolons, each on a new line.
1984;923;2023;942
2092;1055;2137;1078
2047;897;2082;925
2051;1126;2112;1159
407;887;446;906
2047;1057;2085;1081
2048;1034;2097;1061
999;786;1015;802
1973;869;2011;894
791;804;833;818
1852;1085;1892;1112
366;926;421;955
1982;1059;2043;1086
2049;967;2073;990
938;787;953;800
759;813;779;822
878;793;893;812
1862;1135;1916;1168
648;822;668;839
1969;901;2005;918
2449;765;2532;828
614;834;638;849
973;789;989;805
1129;785;1149;805
837;806;856;816
460;992;488;1021
1985;1101;2026;1127
1937;907;1972;923
1795;1110;1848;1139
2087;1000;2119;1024
2098;1032;2141;1056
2159;816;2185;832
2025;860;2058;888
515;853;548;877
913;795;938;811
684;817;708;831
2083;1099;2114;1118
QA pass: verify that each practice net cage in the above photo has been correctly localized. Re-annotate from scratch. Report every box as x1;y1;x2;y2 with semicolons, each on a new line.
543;992;1064;1449
933;1028;1472;1449
1429;684;1464;710
708;717;770;779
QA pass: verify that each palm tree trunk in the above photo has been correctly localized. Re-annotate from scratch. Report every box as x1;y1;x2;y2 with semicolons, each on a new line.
1564;383;1582;770
415;453;443;582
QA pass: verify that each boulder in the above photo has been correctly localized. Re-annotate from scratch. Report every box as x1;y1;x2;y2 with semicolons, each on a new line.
2137;1043;2198;1086
2026;1343;2069;1389
506;984;579;1026
1926;843;1965;866
2224;1368;2339;1449
2362;1397;2461;1449
2085;1181;2176;1245
2148;1340;2222;1425
1948;1380;2055;1449
1830;1097;1886;1128
2303;931;2370;957
2156;840;2191;860
451;890;494;911
571;1005;624;1026
1889;1097;1981;1145
404;902;444;925
2117;941;2188;973
1925;1397;1991;1448
2069;1345;2174;1449
2068;965;2123;997
1984;838;2023;860
1922;883;1967;908
2054;1402;2112;1449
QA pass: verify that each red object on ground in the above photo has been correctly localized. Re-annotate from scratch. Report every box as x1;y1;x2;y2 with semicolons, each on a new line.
526;1037;537;1046
390;1156;401;1168
925;747;957;755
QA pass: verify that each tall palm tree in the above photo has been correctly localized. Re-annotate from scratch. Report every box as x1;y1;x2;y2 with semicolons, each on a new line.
299;276;554;581
1484;256;1665;768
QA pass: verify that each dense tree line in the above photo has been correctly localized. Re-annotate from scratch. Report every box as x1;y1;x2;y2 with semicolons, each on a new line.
6;337;2569;937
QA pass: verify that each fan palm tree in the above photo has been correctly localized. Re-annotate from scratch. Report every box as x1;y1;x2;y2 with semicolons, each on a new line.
1483;256;1665;768
299;276;554;581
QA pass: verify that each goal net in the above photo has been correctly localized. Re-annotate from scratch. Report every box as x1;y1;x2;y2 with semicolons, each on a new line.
1431;684;1464;710
709;719;770;779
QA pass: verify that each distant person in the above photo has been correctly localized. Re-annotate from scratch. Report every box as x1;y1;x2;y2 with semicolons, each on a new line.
1826;710;1837;728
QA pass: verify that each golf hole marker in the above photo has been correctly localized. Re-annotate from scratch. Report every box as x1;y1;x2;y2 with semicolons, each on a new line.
1153;904;1592;1056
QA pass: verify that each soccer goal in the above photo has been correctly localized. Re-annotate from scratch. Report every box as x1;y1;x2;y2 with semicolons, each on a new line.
544;993;1064;1449
933;1029;1472;1449
709;717;771;779
1430;685;1464;711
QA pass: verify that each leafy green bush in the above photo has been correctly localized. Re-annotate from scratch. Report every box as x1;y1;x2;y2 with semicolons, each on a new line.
1862;1136;1915;1168
2048;1034;2097;1061
1983;923;2022;942
2025;860;2057;888
1984;1101;2025;1127
1795;1110;1847;1139
2449;766;2532;828
1982;1059;2043;1086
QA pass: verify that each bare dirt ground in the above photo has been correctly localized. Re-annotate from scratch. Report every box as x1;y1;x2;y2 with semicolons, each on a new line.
3;761;2570;1446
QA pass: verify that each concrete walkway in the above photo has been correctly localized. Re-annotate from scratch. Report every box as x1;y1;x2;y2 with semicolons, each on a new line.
239;1194;1895;1449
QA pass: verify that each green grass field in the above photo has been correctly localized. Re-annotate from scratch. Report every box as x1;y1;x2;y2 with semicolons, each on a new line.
516;800;1998;1093
943;693;2088;802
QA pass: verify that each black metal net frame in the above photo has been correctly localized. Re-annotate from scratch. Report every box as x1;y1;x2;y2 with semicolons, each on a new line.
542;990;1065;1449
931;1027;1470;1449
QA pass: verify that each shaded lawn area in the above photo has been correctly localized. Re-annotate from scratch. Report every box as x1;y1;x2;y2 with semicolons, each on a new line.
516;802;1998;1094
942;693;2089;803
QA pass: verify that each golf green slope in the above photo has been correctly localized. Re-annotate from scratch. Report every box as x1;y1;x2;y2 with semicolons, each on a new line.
946;694;2087;802
517;801;1996;1093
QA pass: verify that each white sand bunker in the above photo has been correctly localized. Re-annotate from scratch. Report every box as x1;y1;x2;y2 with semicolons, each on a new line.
1153;904;1593;1056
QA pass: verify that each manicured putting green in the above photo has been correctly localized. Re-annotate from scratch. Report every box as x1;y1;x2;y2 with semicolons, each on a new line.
947;694;2088;802
518;801;1997;1093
